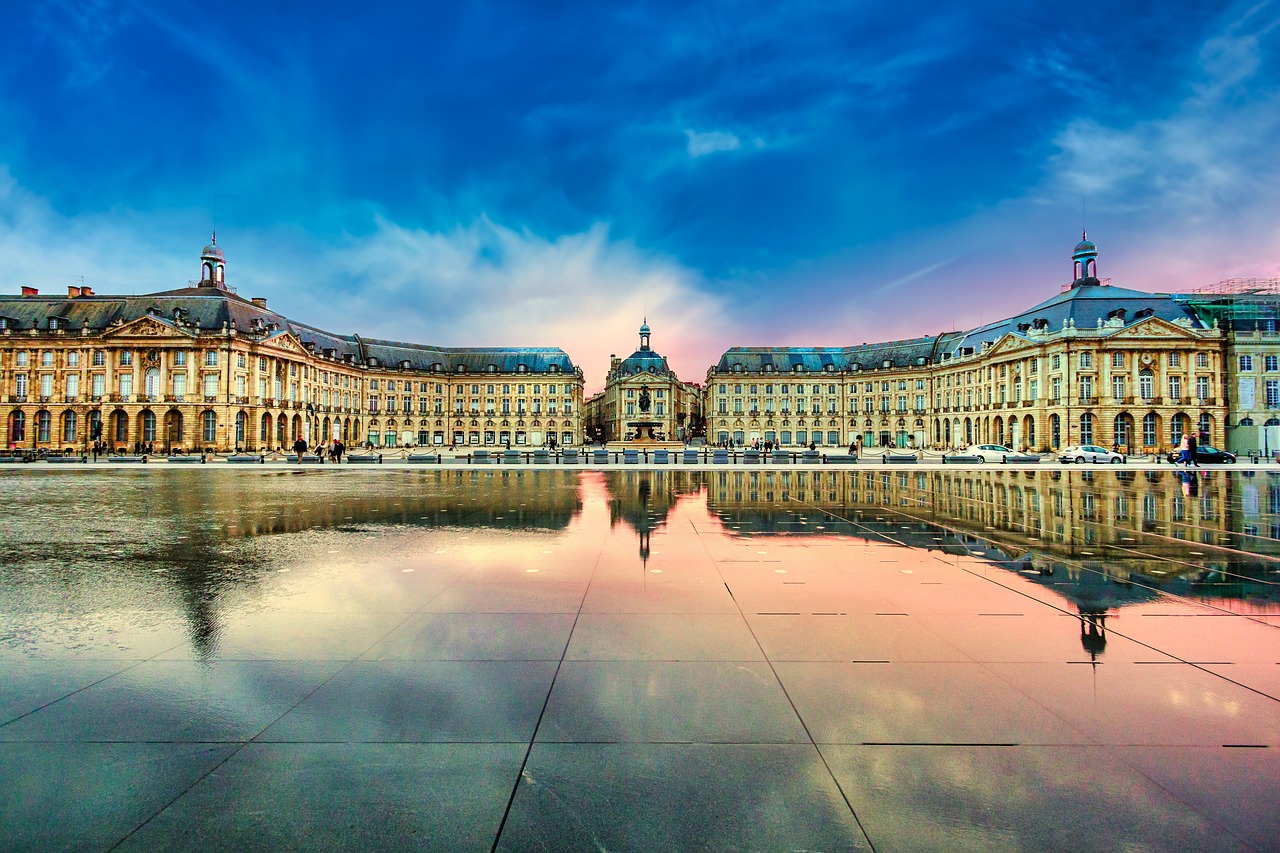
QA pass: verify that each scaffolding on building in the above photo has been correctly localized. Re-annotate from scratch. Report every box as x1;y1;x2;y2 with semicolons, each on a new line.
1174;278;1280;328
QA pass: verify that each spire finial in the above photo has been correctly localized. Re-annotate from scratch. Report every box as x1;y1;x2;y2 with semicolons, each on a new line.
211;230;217;245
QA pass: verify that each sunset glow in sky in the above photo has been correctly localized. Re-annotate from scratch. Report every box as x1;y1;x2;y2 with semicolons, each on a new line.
2;1;1278;390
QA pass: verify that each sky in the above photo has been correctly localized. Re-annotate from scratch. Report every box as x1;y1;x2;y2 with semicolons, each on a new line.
1;0;1278;391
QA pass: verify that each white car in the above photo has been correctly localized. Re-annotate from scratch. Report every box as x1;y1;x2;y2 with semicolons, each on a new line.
962;444;1015;462
1059;444;1125;464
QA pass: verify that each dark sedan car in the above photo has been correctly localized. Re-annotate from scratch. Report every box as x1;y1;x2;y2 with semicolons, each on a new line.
1165;445;1237;464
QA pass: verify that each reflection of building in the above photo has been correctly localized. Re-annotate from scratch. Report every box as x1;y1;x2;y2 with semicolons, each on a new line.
701;467;1280;600
584;320;702;443
0;238;584;452
705;236;1236;453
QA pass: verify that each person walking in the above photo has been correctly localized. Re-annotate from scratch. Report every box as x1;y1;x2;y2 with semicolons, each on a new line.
1187;432;1200;468
1177;433;1191;468
293;435;308;462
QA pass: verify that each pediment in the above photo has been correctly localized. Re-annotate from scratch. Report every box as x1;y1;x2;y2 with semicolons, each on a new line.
261;332;309;355
102;315;193;339
1106;316;1198;341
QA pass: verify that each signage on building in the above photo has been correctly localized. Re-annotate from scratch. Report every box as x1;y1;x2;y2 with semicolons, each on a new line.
1238;377;1256;411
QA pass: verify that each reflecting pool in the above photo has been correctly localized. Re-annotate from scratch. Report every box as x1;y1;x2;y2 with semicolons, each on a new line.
2;468;1278;851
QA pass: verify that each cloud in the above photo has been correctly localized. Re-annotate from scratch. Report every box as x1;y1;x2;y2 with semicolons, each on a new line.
296;217;727;391
684;129;742;158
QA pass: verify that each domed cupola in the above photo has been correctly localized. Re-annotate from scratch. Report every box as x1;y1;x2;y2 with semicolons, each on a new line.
639;318;651;351
200;233;226;288
1071;231;1098;283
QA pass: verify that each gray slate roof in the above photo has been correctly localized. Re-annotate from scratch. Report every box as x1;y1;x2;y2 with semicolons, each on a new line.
0;286;577;372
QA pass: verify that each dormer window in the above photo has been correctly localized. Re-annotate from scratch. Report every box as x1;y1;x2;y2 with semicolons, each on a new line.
823;363;834;372
48;318;59;330
487;364;497;373
456;364;466;373
549;364;559;373
517;364;528;373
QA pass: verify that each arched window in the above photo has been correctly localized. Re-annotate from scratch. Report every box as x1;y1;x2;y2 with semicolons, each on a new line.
1079;413;1094;445
142;410;157;443
261;413;272;442
1139;370;1155;400
202;411;218;444
145;368;160;398
1170;413;1187;445
62;410;76;443
1199;413;1213;442
1114;414;1131;448
9;410;25;442
37;410;51;443
113;410;128;444
1049;413;1060;449
235;411;246;444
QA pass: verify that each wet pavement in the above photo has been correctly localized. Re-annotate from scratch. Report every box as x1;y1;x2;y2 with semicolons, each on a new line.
1;468;1278;851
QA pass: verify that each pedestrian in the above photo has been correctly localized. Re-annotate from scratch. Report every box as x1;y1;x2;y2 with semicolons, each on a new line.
1187;432;1200;468
1177;433;1191;468
293;436;308;461
848;440;856;456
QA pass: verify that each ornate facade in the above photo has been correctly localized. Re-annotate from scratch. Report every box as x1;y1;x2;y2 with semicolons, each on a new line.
705;236;1253;454
583;321;702;443
0;238;584;452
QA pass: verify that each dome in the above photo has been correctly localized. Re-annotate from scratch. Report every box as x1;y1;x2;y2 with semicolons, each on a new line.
201;234;225;261
1073;232;1097;256
639;321;650;335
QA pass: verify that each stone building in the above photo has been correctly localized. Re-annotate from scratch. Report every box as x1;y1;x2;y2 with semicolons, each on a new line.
705;236;1234;454
584;320;703;444
0;238;584;452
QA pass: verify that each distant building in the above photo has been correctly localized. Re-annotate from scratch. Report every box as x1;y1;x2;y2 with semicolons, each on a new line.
583;320;702;444
0;237;584;452
705;235;1276;454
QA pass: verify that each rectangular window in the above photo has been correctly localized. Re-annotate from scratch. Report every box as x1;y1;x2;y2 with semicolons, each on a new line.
204;374;218;398
237;353;246;368
1197;352;1208;368
93;350;104;366
1168;352;1181;367
1169;376;1181;401
1240;355;1254;371
1078;352;1092;368
66;374;79;398
1268;380;1280;409
174;351;187;366
120;373;133;397
1266;355;1278;372
16;351;29;367
91;374;105;397
67;351;79;367
41;350;54;366
1112;375;1125;400
1197;376;1209;400
205;351;218;366
120;351;133;366
1111;352;1123;368
40;373;53;398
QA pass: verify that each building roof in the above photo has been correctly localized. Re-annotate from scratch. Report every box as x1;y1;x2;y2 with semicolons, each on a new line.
0;286;578;373
948;281;1203;354
714;333;965;373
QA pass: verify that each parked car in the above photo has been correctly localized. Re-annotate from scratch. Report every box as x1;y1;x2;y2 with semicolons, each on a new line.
1059;445;1125;464
962;444;1015;462
1164;445;1237;464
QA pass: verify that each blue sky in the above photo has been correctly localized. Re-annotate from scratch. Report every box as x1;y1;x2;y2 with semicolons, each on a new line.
2;1;1278;389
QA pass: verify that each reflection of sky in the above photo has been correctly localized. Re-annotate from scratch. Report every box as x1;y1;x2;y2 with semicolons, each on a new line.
4;468;1279;849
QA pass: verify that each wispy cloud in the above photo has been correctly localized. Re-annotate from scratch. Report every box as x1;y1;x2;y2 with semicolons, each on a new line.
684;129;742;158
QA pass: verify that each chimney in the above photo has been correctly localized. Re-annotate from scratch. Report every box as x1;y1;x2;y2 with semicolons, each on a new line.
21;286;38;297
251;297;267;308
68;285;82;298
81;286;94;296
